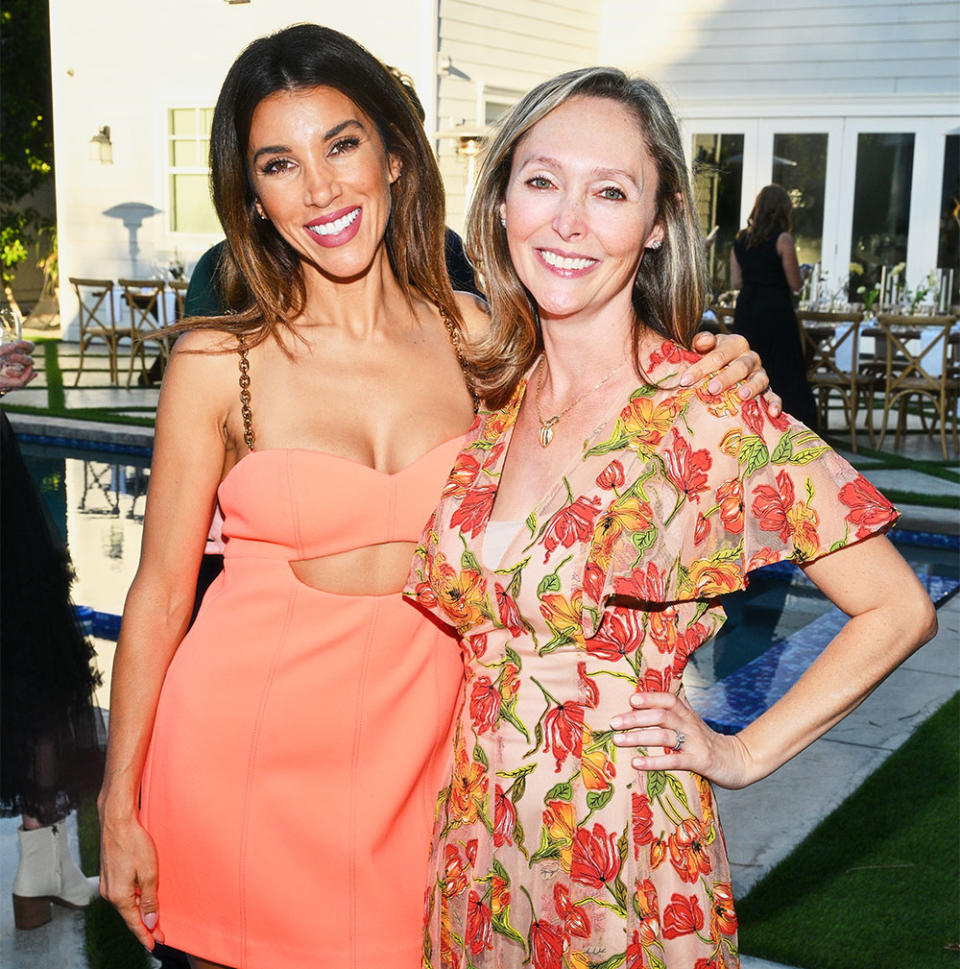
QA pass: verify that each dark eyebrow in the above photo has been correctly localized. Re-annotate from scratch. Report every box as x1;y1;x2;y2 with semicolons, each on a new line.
250;120;366;163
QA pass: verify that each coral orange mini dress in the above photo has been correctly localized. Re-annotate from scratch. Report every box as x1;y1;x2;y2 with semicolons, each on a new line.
139;355;466;969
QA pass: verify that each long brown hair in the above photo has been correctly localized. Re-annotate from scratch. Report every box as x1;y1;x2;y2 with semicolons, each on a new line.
465;67;706;409
181;24;461;343
744;184;793;249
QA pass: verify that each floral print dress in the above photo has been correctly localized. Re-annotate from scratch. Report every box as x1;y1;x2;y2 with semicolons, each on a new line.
405;340;897;969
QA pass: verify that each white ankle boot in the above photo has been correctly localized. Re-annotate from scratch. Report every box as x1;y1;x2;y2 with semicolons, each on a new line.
12;821;100;929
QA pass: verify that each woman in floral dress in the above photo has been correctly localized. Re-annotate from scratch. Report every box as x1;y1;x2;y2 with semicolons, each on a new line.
406;68;937;969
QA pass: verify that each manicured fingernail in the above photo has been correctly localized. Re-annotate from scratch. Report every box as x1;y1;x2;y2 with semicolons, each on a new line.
143;913;158;930
708;379;721;394
738;385;751;398
680;372;693;386
610;716;625;729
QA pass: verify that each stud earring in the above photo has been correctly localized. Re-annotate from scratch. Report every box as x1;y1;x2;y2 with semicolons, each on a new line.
649;240;662;250
500;214;507;228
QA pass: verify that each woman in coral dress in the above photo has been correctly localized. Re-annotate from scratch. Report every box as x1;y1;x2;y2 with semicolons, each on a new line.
407;68;936;968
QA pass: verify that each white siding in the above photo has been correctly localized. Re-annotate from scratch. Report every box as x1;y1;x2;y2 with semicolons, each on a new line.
601;0;960;100
437;0;602;231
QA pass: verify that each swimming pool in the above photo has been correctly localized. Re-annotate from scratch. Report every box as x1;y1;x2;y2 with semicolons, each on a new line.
19;436;960;725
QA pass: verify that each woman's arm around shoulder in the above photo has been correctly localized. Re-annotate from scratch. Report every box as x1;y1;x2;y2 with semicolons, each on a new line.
776;231;804;292
97;328;239;949
453;289;491;344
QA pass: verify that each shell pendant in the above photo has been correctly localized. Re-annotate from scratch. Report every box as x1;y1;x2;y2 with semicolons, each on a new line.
538;419;559;448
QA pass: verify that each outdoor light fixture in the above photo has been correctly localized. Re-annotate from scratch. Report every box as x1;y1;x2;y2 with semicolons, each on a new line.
224;0;251;4
89;126;113;165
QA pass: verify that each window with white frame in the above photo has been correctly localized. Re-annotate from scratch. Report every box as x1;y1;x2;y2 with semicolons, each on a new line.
167;107;220;234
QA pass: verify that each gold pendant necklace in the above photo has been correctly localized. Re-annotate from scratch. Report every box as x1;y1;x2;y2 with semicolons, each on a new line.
535;355;627;448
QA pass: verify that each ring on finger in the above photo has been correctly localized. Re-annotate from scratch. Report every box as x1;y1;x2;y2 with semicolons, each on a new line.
671;729;685;752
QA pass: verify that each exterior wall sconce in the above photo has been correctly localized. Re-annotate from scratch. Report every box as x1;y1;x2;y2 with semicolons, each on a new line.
224;0;251;4
435;127;486;203
89;125;113;164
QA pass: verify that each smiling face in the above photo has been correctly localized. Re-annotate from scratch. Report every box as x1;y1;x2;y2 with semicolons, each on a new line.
501;95;664;324
247;85;401;281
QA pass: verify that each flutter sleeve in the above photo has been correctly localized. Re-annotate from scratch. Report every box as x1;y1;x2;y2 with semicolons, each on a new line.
577;396;898;638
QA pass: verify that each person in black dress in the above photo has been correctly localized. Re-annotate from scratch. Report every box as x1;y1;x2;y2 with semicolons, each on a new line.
730;184;817;427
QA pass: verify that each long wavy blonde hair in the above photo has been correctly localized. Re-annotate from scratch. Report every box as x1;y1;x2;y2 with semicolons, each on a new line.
466;67;706;409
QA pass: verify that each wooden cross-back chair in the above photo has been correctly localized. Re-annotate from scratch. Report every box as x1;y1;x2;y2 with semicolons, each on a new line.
875;314;960;458
118;279;172;387
69;278;135;385
796;309;877;452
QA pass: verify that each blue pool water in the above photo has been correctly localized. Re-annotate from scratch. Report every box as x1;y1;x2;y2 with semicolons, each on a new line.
19;437;960;730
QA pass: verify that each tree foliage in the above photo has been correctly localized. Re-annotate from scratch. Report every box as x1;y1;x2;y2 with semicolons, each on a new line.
0;0;55;290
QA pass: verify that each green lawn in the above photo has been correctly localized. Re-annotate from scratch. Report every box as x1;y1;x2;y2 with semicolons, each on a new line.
738;692;960;968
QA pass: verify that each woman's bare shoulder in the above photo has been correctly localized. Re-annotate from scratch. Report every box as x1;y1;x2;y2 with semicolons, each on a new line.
454;291;490;341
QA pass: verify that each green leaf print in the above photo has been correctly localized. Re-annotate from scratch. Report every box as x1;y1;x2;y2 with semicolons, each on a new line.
771;431;793;465
461;546;483;575
646;770;667;800
587;787;614;811
648;952;667;969
498;702;531;743
496;764;536;780
806;476;816;504
525;509;537;537
492;917;526;949
631;526;657;554
737;435;770;477
666;772;690;810
474;743;489;769
537;571;562;597
492;857;510;882
545;780;574;803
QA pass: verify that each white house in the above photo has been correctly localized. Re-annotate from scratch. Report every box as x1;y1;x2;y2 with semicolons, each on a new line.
49;0;959;336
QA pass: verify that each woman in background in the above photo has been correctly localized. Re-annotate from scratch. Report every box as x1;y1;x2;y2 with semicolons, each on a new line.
731;184;817;427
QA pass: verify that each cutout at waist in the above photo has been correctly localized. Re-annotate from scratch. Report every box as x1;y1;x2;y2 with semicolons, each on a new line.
288;542;420;597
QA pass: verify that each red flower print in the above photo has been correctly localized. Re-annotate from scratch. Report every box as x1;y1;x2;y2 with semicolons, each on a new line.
450;483;497;538
710;882;738;939
650;836;667;870
649;604;681;654
578;661;600;708
716;477;745;534
543;700;584;771
501;662;520;701
582;561;605;603
695;511;711;545
668;818;713;883
740;398;764;436
411;580;438;608
635;878;661;944
542;496;603;562
491;874;510;917
469;675;501;734
495;582;525;636
588;606;645;662
746;546;780;571
673;621;710;676
442;844;468;898
443;452;481;498
662;892;704;938
571;822;620;890
648;339;701;369
530;919;564;969
752;470;794;540
663;428;713;503
632;793;654;858
596;459;626;490
839;476;895;539
466;890;493;956
553;883;591;939
638;665;673;694
481;440;506;471
449;744;488;825
493;784;515;847
613;559;668;601
694;960;719;969
465;838;478;866
469;633;487;658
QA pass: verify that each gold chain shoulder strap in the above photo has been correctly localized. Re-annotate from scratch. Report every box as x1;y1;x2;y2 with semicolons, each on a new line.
237;333;255;451
438;303;480;413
